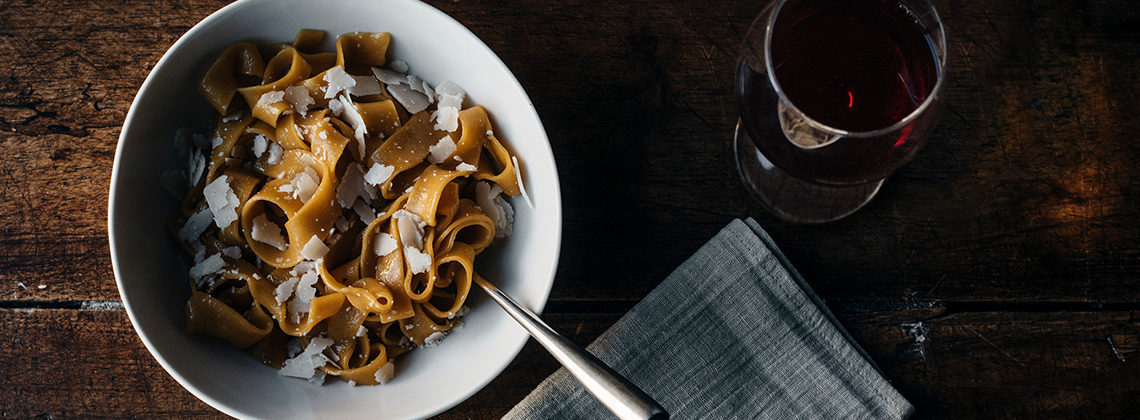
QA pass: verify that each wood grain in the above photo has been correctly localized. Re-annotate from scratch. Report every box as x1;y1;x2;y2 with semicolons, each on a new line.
3;308;1137;418
841;307;1140;419
1;0;1136;302
1;0;1138;418
0;0;227;301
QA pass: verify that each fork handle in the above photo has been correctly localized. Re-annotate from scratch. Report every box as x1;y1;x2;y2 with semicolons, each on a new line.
474;275;669;420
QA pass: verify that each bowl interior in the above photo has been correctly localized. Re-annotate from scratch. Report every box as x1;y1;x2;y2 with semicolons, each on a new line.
108;0;561;418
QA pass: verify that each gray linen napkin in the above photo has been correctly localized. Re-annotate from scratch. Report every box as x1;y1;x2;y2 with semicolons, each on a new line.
504;218;913;419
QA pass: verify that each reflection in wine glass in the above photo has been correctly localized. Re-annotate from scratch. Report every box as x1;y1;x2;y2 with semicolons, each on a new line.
735;0;947;223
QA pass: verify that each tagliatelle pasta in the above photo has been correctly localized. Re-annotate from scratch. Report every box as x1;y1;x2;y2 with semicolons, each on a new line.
166;30;523;385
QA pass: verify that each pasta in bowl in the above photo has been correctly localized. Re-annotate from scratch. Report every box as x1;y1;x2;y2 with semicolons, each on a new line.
108;1;560;419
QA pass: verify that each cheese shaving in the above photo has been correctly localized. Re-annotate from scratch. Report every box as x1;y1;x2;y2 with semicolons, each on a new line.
256;90;286;113
323;66;356;99
301;235;329;260
353;198;376;225
279;336;334;383
203;175;240;229
476;181;514;238
291;167;321;203
374;232;397;257
364;163;395;187
335;162;378;208
284;85;314;116
251;213;288;251
178;207;214;243
427;135;456;164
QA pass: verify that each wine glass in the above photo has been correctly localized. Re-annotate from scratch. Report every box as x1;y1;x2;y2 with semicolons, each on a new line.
735;0;947;223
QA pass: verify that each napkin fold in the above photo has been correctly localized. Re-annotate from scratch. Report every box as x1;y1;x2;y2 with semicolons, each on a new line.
504;218;913;419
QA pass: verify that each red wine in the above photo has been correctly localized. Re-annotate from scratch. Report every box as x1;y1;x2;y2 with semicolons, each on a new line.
738;0;941;184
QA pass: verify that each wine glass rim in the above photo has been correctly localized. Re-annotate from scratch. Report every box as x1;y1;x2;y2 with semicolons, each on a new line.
762;0;948;139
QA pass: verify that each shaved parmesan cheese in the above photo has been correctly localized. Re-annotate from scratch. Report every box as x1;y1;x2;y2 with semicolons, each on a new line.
174;128;192;155
372;67;407;85
189;253;225;286
192;133;210;150
386;83;431;114
374;65;435;113
327;97;345;115
222;246;242;260
252;213;288;251
252;134;268;158
353;198;376;225
432;81;466;131
279;336;334;383
257;90;286;112
422;331;447;347
335;216;351;233
284;85;314;117
406;74;434;103
374;232;397;256
404;245;432;275
191;241;206;263
291;261;318;276
266;141;284;165
301;235;329;260
456;162;477;172
289;270;320;321
291;167;320;203
336;94;368;158
187;148;206;188
335;163;377;208
435;81;466;107
275;276;298;305
222;110;242;122
393;210;425;249
349;74;385;96
363;163;395;186
203;175;240;229
427;135;456;164
432;106;460;132
374;362;395;384
323;66;356;99
476;181;514;238
178;207;214;243
513;156;535;209
389;60;409;73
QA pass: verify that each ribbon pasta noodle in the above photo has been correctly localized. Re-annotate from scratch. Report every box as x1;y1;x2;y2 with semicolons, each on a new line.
168;30;523;385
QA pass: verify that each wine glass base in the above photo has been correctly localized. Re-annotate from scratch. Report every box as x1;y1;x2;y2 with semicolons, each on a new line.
734;120;883;224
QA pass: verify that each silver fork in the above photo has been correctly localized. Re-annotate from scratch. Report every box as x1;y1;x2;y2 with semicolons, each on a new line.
474;275;669;420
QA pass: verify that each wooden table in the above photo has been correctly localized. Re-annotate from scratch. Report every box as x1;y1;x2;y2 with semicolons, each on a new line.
3;0;1138;418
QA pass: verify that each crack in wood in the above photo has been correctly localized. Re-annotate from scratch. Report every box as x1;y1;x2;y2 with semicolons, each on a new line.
965;324;1028;367
0;300;123;310
1107;336;1127;363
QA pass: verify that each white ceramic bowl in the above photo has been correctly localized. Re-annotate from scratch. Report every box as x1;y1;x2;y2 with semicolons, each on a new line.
108;0;561;418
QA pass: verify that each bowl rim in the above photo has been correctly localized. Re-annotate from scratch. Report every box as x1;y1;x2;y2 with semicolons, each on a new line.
108;0;562;418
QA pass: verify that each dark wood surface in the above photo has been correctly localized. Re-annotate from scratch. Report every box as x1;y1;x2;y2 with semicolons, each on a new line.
2;0;1139;418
